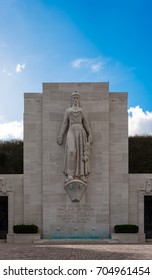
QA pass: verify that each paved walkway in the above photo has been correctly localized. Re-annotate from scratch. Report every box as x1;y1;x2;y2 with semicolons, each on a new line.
0;242;152;259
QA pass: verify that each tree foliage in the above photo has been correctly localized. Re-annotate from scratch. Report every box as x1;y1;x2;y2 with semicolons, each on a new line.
129;135;152;173
0;140;23;174
0;136;152;174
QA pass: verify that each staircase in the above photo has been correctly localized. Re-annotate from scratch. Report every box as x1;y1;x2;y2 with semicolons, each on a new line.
33;238;119;245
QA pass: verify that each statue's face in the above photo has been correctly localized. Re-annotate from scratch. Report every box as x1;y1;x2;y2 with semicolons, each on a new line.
72;95;80;106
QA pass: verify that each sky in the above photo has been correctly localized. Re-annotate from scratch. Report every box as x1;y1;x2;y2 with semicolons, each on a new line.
0;0;152;139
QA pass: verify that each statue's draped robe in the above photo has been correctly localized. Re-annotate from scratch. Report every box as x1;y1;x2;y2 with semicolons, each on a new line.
60;107;91;177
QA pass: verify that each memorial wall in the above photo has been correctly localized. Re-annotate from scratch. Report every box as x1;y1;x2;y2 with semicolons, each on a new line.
0;82;151;242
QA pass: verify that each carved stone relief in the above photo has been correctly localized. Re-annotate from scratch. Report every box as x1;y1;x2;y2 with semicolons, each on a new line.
0;177;13;194
139;177;152;194
57;91;92;201
64;179;87;202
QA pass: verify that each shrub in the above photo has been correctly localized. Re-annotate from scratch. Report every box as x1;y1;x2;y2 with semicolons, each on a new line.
13;224;38;234
114;224;139;233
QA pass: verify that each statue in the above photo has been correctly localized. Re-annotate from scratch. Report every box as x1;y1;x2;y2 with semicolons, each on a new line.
57;91;92;183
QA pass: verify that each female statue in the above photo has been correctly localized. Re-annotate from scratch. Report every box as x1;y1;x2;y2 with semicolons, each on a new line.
57;91;92;183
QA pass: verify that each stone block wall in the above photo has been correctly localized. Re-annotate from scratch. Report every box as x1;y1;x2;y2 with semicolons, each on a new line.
23;82;129;239
42;82;110;238
1;82;151;242
24;93;43;232
109;92;129;232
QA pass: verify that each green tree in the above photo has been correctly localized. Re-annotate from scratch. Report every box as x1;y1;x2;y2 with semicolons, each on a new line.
129;135;152;173
1;136;152;174
0;140;23;174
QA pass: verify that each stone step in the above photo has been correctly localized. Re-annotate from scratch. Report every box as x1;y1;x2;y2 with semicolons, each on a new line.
33;238;119;245
0;239;6;243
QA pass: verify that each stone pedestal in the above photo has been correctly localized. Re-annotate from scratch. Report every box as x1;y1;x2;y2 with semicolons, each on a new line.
65;180;87;202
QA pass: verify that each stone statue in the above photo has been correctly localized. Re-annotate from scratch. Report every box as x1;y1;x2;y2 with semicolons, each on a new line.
57;91;92;183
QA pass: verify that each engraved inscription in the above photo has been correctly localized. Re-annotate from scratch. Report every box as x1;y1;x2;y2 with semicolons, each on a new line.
57;205;94;223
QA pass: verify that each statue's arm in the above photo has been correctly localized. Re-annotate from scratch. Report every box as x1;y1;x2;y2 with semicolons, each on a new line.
57;109;69;145
82;111;92;144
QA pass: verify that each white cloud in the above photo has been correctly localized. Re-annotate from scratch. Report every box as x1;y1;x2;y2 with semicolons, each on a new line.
2;69;13;76
2;63;26;77
91;63;101;72
0;106;151;140
0;121;23;140
16;63;26;73
71;58;88;68
71;57;103;73
128;106;152;136
71;58;91;68
71;56;135;84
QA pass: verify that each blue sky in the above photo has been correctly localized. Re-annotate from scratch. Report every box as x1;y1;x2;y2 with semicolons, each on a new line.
0;0;152;138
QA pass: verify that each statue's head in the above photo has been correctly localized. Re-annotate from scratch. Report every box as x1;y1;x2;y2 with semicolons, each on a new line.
71;91;80;107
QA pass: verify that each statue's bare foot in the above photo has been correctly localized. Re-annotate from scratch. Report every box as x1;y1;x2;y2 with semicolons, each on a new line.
68;175;73;181
80;176;87;182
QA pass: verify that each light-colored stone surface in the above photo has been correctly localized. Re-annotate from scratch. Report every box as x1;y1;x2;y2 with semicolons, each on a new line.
57;91;92;183
42;83;110;238
1;82;152;243
111;233;140;243
7;233;41;244
24;93;43;232
22;83;145;240
109;92;128;232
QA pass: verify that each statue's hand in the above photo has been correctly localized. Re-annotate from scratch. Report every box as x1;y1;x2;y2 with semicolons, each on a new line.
57;135;63;145
88;134;93;144
82;154;89;162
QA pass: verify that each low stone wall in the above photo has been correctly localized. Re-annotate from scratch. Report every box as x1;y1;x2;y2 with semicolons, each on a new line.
111;233;145;243
7;233;41;244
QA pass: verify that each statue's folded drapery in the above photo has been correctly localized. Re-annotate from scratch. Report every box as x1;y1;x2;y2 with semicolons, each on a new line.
63;107;90;177
57;92;92;182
